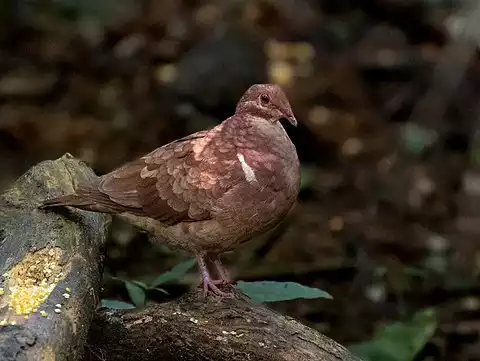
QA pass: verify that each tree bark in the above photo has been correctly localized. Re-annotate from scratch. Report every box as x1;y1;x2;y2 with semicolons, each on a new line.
0;153;110;361
85;290;362;361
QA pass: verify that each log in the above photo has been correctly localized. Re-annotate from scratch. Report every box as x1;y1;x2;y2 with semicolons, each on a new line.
0;154;110;361
85;290;362;361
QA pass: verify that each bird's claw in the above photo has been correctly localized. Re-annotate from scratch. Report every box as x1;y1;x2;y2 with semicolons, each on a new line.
196;254;233;297
202;278;229;297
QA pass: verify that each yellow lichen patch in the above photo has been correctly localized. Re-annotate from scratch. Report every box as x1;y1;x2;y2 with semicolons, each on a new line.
6;247;64;315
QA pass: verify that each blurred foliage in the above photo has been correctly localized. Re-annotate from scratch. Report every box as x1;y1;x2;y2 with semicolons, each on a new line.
401;124;439;155
110;259;333;306
349;308;438;361
100;299;135;310
149;258;196;288
108;259;197;308
125;281;147;308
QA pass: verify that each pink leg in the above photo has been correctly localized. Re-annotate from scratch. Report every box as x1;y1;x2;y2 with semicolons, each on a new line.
210;255;234;285
196;254;227;297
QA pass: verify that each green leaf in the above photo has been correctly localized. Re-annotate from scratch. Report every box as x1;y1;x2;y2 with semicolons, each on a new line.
235;281;333;303
108;275;148;290
125;281;146;307
100;299;135;310
131;280;148;289
152;287;170;295
349;308;438;361
150;259;196;288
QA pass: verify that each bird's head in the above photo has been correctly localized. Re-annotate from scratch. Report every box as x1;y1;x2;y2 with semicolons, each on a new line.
235;84;297;127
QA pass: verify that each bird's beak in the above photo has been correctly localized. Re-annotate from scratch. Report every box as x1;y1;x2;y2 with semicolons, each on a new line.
283;106;297;127
278;107;297;127
287;115;297;127
279;115;297;128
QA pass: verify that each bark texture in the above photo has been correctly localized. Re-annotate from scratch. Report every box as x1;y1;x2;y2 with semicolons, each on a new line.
0;153;110;361
85;290;362;361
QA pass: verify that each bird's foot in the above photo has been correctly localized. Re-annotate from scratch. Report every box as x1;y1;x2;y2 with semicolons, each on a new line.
202;276;228;297
196;254;231;297
211;279;229;285
210;254;235;285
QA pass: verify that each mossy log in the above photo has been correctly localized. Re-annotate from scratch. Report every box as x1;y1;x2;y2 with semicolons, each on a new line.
85;290;361;361
0;154;110;361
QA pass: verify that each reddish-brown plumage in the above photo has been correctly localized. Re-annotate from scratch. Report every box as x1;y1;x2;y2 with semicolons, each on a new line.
40;84;300;296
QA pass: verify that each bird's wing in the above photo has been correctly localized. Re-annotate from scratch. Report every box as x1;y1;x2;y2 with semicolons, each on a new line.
92;129;243;225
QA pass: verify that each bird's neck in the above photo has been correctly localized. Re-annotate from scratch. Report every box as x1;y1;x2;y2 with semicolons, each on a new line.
223;114;295;162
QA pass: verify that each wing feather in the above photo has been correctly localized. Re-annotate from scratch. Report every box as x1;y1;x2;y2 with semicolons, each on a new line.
92;130;240;226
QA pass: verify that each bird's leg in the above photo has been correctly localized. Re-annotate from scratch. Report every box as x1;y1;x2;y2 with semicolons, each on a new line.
195;253;227;297
208;253;234;285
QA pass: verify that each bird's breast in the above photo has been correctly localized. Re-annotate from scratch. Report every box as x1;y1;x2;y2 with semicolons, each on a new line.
215;146;299;235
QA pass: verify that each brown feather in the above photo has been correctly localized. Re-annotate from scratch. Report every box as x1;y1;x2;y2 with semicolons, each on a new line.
41;129;248;226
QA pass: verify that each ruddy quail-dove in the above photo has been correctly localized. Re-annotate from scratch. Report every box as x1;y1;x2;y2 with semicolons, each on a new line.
40;84;300;296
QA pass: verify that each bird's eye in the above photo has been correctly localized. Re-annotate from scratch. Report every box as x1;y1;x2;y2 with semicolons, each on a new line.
260;94;270;104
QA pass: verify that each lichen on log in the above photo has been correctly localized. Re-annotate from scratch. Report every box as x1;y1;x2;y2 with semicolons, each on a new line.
0;153;110;361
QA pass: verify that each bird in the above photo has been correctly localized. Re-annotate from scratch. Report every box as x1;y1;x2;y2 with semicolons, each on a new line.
40;84;300;296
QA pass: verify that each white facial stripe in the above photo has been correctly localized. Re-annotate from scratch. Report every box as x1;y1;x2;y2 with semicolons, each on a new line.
237;153;257;183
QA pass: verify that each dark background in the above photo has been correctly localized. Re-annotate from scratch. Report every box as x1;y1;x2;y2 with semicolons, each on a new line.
0;1;479;360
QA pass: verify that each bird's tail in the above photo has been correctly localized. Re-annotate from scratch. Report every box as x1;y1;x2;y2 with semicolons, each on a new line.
39;194;97;210
39;182;125;214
